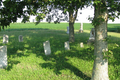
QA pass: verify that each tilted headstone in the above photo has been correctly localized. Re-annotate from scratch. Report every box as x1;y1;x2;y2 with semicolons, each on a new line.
87;28;95;44
43;40;51;55
0;46;7;68
18;35;23;42
80;42;84;48
3;34;9;44
89;28;95;40
66;26;69;34
79;22;83;33
64;41;70;50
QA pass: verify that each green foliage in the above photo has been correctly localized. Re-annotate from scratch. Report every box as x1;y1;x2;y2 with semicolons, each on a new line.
0;0;26;25
107;0;120;21
92;17;105;27
35;13;46;25
90;0;120;27
103;36;111;42
22;16;30;23
0;0;49;30
103;43;119;59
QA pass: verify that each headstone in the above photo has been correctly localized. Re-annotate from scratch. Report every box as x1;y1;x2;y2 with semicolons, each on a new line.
0;46;7;68
3;34;9;44
66;26;69;34
43;40;51;55
89;28;95;40
87;28;95;44
64;41;70;50
79;22;83;33
18;35;23;42
80;42;84;48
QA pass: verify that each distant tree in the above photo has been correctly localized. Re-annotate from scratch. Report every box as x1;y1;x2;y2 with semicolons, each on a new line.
51;0;90;42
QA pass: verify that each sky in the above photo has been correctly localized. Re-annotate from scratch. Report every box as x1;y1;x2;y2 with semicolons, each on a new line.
17;6;120;23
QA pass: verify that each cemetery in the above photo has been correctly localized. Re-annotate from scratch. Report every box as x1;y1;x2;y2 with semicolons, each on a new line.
0;23;120;80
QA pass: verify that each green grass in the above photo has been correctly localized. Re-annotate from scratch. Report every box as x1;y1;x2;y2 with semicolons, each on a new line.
4;22;94;31
4;22;120;32
107;24;120;32
0;22;120;80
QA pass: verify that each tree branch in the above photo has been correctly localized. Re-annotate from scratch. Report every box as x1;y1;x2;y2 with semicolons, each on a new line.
73;9;78;23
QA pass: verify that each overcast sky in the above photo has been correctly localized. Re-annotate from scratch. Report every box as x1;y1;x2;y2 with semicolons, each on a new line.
17;6;120;23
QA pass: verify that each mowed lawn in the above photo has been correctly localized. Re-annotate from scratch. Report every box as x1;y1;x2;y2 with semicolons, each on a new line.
0;23;120;80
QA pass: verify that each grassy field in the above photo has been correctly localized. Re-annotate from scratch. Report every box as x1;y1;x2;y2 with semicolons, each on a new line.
3;22;120;31
0;22;120;80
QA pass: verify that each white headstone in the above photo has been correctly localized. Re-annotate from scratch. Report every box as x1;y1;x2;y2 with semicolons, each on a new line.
0;46;7;68
80;42;84;48
89;28;95;40
18;35;23;42
66;26;69;34
3;34;9;44
43;40;51;55
79;23;83;33
64;41;70;50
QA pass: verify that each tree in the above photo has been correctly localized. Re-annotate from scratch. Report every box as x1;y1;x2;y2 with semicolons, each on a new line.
0;0;89;42
0;0;26;29
0;0;48;29
51;0;89;42
90;0;120;80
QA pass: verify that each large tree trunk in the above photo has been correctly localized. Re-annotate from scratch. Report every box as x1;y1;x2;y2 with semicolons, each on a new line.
91;1;109;80
69;10;75;42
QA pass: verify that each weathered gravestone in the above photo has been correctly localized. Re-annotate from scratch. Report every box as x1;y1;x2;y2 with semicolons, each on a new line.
3;34;9;44
43;40;51;55
79;22;83;33
87;28;95;44
64;41;70;50
80;42;84;48
18;35;23;42
0;46;7;68
66;26;69;34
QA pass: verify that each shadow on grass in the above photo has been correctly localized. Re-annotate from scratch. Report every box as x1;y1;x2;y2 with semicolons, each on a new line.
39;50;92;80
38;38;94;79
0;29;120;79
0;29;92;79
5;60;20;71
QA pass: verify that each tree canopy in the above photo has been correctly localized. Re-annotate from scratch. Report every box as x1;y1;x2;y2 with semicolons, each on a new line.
0;0;49;30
